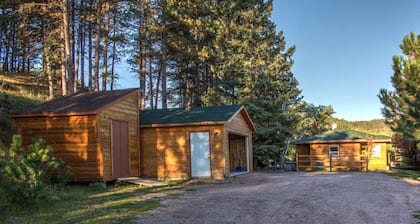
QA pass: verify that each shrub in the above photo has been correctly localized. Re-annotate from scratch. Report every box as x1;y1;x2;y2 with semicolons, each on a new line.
0;135;69;209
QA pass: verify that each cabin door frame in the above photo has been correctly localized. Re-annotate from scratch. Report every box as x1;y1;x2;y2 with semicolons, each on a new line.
190;132;211;177
228;133;249;173
112;120;130;178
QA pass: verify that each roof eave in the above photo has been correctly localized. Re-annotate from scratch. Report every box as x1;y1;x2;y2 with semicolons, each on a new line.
140;121;226;128
293;139;392;145
10;111;99;118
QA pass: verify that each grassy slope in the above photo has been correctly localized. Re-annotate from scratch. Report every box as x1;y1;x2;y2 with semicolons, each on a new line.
0;73;49;100
0;73;48;143
2;183;184;224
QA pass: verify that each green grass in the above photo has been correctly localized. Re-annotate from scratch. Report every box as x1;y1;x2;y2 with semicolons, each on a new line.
1;183;183;224
413;211;420;223
385;169;420;181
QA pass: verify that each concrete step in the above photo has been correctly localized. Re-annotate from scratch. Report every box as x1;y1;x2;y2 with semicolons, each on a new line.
117;177;167;187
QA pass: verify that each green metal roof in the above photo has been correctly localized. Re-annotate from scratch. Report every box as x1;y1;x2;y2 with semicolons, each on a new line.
293;128;391;144
140;105;244;126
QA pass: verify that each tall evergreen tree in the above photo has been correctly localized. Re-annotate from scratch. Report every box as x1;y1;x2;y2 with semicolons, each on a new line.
220;0;302;166
378;32;420;154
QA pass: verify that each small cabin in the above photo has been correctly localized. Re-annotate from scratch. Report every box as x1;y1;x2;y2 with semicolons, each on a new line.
293;128;391;171
139;105;256;180
11;89;140;182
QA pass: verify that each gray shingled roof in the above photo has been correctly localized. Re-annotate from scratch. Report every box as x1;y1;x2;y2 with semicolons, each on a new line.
140;105;243;125
11;88;138;117
293;128;391;144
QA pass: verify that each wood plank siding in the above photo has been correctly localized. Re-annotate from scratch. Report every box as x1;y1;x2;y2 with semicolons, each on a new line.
225;111;253;173
13;115;103;181
140;107;255;180
296;142;389;171
12;89;139;182
140;125;224;179
97;92;139;181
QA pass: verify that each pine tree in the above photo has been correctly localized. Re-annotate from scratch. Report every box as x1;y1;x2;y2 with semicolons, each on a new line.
378;32;420;154
218;0;302;166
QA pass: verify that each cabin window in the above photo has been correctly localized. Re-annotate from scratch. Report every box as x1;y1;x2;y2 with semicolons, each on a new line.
372;144;381;158
329;145;339;158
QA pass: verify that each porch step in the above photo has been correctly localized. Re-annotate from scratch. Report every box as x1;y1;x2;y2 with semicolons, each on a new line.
117;177;167;187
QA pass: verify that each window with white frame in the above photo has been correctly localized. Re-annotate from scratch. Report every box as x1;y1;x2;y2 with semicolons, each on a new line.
329;145;339;158
372;144;381;158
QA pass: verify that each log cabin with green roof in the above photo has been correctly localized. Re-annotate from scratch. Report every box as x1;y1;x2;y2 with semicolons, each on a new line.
293;128;391;171
140;105;256;180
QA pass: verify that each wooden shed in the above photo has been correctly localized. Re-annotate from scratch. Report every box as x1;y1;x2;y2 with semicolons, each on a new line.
11;89;140;182
140;105;256;180
293;128;391;171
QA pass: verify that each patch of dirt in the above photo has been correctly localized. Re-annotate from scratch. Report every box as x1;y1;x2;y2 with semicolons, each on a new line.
135;172;420;224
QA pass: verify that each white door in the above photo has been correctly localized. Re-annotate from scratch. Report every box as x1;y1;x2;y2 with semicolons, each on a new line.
190;132;211;177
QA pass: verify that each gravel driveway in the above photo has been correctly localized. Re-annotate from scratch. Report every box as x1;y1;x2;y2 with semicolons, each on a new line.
135;172;420;224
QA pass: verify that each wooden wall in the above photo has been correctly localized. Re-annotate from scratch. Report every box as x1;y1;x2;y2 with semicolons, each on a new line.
296;142;389;171
296;144;310;170
13;115;103;181
225;110;254;174
140;109;254;180
140;128;157;177
98;92;139;181
12;91;139;182
140;125;225;179
229;135;247;172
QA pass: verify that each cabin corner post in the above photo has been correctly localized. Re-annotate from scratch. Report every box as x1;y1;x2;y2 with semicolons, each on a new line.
329;154;332;172
365;154;369;171
296;153;299;171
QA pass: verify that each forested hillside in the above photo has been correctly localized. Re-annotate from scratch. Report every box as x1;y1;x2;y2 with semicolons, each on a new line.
332;118;392;137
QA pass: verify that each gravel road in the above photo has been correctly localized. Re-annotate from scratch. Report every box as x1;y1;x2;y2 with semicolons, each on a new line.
135;172;420;224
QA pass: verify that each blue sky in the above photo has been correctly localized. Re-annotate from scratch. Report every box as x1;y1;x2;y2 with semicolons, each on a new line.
271;0;420;121
118;0;420;121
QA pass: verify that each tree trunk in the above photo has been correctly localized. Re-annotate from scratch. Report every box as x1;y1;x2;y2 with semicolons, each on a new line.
70;0;77;93
60;47;67;96
138;0;147;109
42;18;53;99
160;23;167;109
62;0;75;94
148;58;153;109
75;2;82;91
155;66;160;109
93;0;102;91
101;1;110;91
88;21;93;90
80;27;85;89
110;13;117;91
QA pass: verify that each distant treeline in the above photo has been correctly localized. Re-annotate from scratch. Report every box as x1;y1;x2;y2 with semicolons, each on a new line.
332;118;392;137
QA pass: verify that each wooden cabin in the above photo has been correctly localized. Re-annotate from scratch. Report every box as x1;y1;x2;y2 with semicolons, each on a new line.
11;89;140;182
293;128;391;171
140;105;256;180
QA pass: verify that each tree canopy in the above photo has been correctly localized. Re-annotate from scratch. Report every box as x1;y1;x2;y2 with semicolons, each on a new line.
378;32;420;153
0;0;339;167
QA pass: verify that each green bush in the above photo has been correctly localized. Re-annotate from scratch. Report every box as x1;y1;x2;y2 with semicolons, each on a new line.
0;135;69;210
